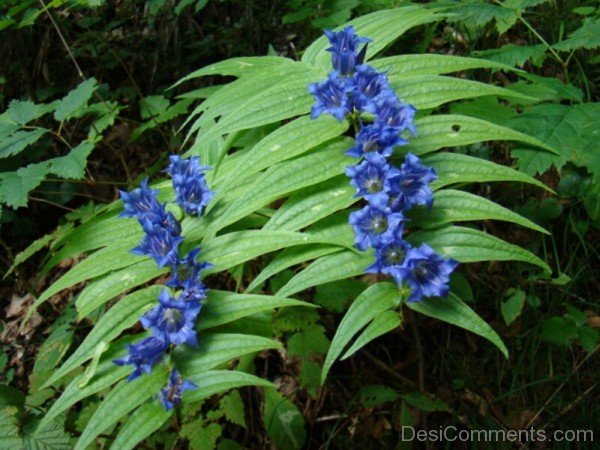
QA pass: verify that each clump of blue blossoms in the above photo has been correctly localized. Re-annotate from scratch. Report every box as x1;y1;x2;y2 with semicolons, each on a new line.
309;26;458;302
114;155;213;410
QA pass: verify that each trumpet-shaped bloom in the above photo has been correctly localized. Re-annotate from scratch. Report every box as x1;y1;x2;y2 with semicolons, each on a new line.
119;178;161;221
141;289;201;347
346;152;396;199
132;217;183;267
349;65;392;113
349;194;405;250
113;337;167;380
346;123;407;158
166;248;212;293
166;155;213;216
375;95;417;135
324;26;370;75
365;229;411;277
160;369;197;410
308;72;352;121
389;153;438;210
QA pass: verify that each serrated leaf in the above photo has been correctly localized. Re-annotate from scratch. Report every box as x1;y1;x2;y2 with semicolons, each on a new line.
7;99;42;124
422;152;552;192
408;226;550;272
110;402;171;450
406;293;508;357
26;419;71;450
48;141;95;180
43;286;160;388
54;79;97;122
406;114;558;156
173;333;281;376
277;250;373;298
0;161;50;208
446;1;519;33
322;283;400;383
553;17;600;52
75;367;168;450
0;129;46;158
0;406;23;450
184;370;274;403
220;390;246;428
263;388;306;450
473;44;547;67
409;189;549;234
342;310;401;359
288;325;330;359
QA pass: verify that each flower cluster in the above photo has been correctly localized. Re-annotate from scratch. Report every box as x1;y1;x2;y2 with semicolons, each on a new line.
114;156;213;409
309;27;458;302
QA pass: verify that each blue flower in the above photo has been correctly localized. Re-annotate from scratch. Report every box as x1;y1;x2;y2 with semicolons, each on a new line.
346;123;407;158
348;194;405;251
140;289;201;347
160;369;197;410
132;217;184;267
308;72;352;121
324;26;370;75
119;178;161;221
345;152;397;199
166;249;212;294
166;155;213;216
365;229;411;277
113;337;167;381
394;244;459;302
349;65;392;113
388;153;437;210
375;95;417;135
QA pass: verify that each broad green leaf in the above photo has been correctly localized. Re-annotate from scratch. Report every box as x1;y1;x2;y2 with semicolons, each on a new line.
0;161;50;208
406;114;558;156
422;152;552;192
7;99;42;124
408;226;550;272
446;1;519;33
322;283;400;383
501;289;526;325
391;75;536;109
76;260;164;319
264;175;357;232
409;189;549;234
246;245;341;293
0;129;46;158
197;291;314;331
26;419;71;450
48;141;95;180
43;287;160;388
277;250;372;298
553;17;600;52
303;6;441;68
184;370;274;403
110;402;172;450
0;406;22;450
207;139;353;234
173;333;281;375
406;293;508;357
263;388;306;450
75;367;168;450
342;310;401;360
54;78;97;122
370;53;515;77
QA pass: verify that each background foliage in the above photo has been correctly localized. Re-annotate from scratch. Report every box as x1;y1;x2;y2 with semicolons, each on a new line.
1;0;598;449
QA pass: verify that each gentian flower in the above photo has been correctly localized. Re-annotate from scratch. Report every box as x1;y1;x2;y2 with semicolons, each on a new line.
141;289;201;347
365;228;412;277
346;123;407;158
348;194;405;250
160;369;197;410
394;244;459;302
166;248;212;293
132;217;184;267
308;72;352;121
388;153;437;210
113;337;167;380
119;178;161;220
345;152;397;199
375;95;417;135
166;155;213;216
324;26;370;75
349;65;393;113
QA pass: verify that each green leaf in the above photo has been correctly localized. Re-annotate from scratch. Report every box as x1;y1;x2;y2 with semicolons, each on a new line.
110;402;172;450
409;189;549;234
422;152;552;192
342;310;401;360
48;141;95;180
402;392;449;412
197;291;315;331
313;279;367;313
264;175;356;232
43;286;160;388
54;78;97;122
406;293;508;357
406;114;558;156
173;333;281;376
75;367;168;450
0;406;23;450
553;17;600;52
263;388;306;450
408;226;550;272
220;390;246;428
540;317;578;346
246;245;341;293
322;283;400;383
288;325;330;359
184;370;274;403
7;99;42;124
446;1;519;33
303;6;440;68
0;161;50;208
0;129;46;158
501;289;526;325
473;44;547;67
30;325;73;391
277;250;373;298
360;385;399;407
139;95;169;119
25;419;71;450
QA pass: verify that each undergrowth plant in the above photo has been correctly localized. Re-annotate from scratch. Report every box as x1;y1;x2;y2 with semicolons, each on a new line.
8;5;563;448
